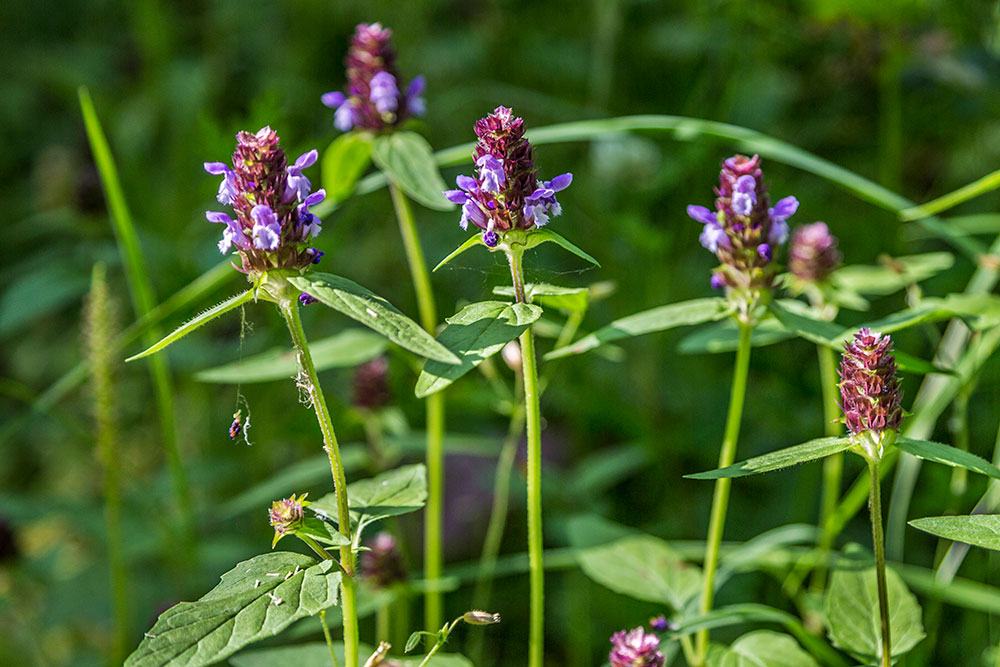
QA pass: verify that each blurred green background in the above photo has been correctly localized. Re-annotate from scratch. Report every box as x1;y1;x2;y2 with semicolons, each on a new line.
4;0;1000;664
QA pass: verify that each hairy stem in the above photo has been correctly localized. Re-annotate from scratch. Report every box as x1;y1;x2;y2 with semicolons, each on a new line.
695;320;753;663
868;457;893;667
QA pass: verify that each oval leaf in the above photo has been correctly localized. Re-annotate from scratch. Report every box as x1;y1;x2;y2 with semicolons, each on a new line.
125;552;341;667
896;436;1000;481
125;290;254;362
710;630;819;667
322;132;373;205
909;515;1000;551
523;228;601;266
546;297;734;360
289;273;459;364
831;253;954;296
415;301;542;398
686;437;854;480
311;464;428;529
493;283;589;313
371;132;452;211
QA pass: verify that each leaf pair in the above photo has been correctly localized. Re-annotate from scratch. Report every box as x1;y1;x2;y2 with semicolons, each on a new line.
433;228;600;272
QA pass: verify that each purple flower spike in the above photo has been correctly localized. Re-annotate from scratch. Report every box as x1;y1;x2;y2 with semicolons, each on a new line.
609;627;665;667
839;328;903;444
789;221;841;282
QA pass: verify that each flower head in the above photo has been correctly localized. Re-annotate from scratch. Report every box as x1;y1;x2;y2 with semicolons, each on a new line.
321;23;426;132
609;627;665;667
360;531;407;588
353;356;392;410
204;127;325;274
687;154;797;291
269;493;309;546
789;222;842;283
444;106;571;245
839;328;903;456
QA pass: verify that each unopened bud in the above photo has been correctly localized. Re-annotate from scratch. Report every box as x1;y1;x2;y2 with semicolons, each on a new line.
268;493;309;546
462;610;501;626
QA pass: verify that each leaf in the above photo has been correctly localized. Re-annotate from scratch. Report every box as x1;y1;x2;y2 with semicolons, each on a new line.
230;642;472;667
546;297;734;360
831;253;955;297
415;301;542;398
895;436;1000;481
825;564;925;662
892;350;955;377
709;631;819;667
493;283;589;313
125;552;341;667
677;317;795;354
371;131;453;211
522;228;601;266
574;534;702;610
125;290;254;362
900;168;1000;221
686;437;853;480
767;300;842;347
909;515;1000;552
194;329;387;383
322;132;373;205
297;518;352;548
433;235;485;271
288;273;459;364
310;464;428;529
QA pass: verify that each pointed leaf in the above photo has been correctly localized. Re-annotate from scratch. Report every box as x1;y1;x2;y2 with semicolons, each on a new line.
125;290;254;362
831;253;954;296
289;273;459;364
767;300;842;347
415;301;542;398
686;437;853;480
826;564;925;662
900;168;1000;220
709;631;819;667
311;464;428;529
433;235;485;272
322;132;373;205
523;228;600;266
546;297;734;360
574;534;702;610
195;329;387;383
909;515;1000;551
125;552;341;667
493;283;589;313
896;436;1000;481
677;318;795;354
371;132;452;211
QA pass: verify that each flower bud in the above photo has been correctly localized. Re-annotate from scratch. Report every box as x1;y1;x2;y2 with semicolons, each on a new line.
268;493;309;546
462;610;502;626
789;222;841;283
609;627;665;667
360;531;407;588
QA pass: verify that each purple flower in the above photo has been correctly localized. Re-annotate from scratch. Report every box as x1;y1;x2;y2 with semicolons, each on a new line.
609;627;665;667
476;154;506;193
204;162;238;205
299;292;318;306
839;328;903;439
731;175;757;216
649;615;671;632
710;273;726;290
251;205;281;250
309;249;325;265
699;222;726;253
369;71;400;114
285;150;318;202
789;221;841;282
406;75;426;116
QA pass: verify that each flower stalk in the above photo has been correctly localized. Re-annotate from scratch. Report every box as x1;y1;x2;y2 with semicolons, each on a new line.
867;455;893;667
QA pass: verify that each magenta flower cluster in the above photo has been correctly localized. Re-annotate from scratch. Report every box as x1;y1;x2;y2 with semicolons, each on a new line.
839;328;904;436
687;154;798;290
789;222;841;282
204;127;325;274
608;626;665;667
444;106;572;247
322;23;425;133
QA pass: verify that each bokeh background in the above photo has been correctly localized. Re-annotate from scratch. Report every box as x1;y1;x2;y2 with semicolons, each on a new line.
4;1;1000;664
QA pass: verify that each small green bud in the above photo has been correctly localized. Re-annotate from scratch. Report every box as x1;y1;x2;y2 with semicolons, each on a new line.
269;493;310;547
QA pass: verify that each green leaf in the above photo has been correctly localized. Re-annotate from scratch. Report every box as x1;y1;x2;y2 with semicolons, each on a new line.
297;518;352;548
371;132;452;211
575;534;702;610
433;235;485;272
909;515;1000;552
686;437;853;480
825;564;925;662
125;552;341;667
493;283;589;313
522;228;601;266
310;464;428;529
892;350;955;377
288;273;459;364
230;642;472;667
677;316;795;354
895;436;1000;481
415;301;542;398
709;631;819;667
194;329;387;383
322;132;373;205
831;253;954;297
546;297;734;360
900;168;1000;221
767;300;842;347
125;290;254;362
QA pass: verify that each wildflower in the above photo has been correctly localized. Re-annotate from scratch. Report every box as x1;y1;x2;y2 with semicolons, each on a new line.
839;328;903;459
360;531;407;588
789;222;841;283
609;627;665;667
649;615;670;632
353;357;392;410
687;154;798;291
443;106;572;246
204;127;325;274
298;293;318;306
321;23;426;132
269;493;309;545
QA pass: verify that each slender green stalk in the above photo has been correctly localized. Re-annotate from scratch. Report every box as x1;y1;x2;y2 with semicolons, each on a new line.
376;603;390;645
867;457;892;667
508;248;545;667
388;181;447;636
695;320;753;663
279;297;358;667
319;610;340;667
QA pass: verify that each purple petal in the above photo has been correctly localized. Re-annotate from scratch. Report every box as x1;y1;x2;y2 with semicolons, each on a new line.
303;189;326;207
294;149;319;170
699;222;726;253
206;211;233;224
476;155;505;193
734;174;756;194
369;71;400;114
444;189;470;204
407;75;426;99
686;205;718;226
250;204;278;228
321;91;346;109
456;174;478;192
757;243;773;261
768;219;790;246
710;274;726;290
770;196;799;222
204;162;229;175
334;102;355;132
547;173;573;191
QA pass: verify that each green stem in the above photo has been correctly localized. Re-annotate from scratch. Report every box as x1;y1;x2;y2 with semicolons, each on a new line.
279;297;358;667
695;320;753;663
319;610;340;667
388;181;447;637
508;249;545;667
867;457;893;667
376;603;390;645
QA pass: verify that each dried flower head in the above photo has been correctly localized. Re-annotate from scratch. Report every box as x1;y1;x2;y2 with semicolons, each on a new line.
360;531;407;588
687;154;797;291
839;328;903;457
789;222;841;283
444;106;571;247
353;357;392;410
204;127;325;274
269;492;309;546
322;23;426;132
609;627;665;667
